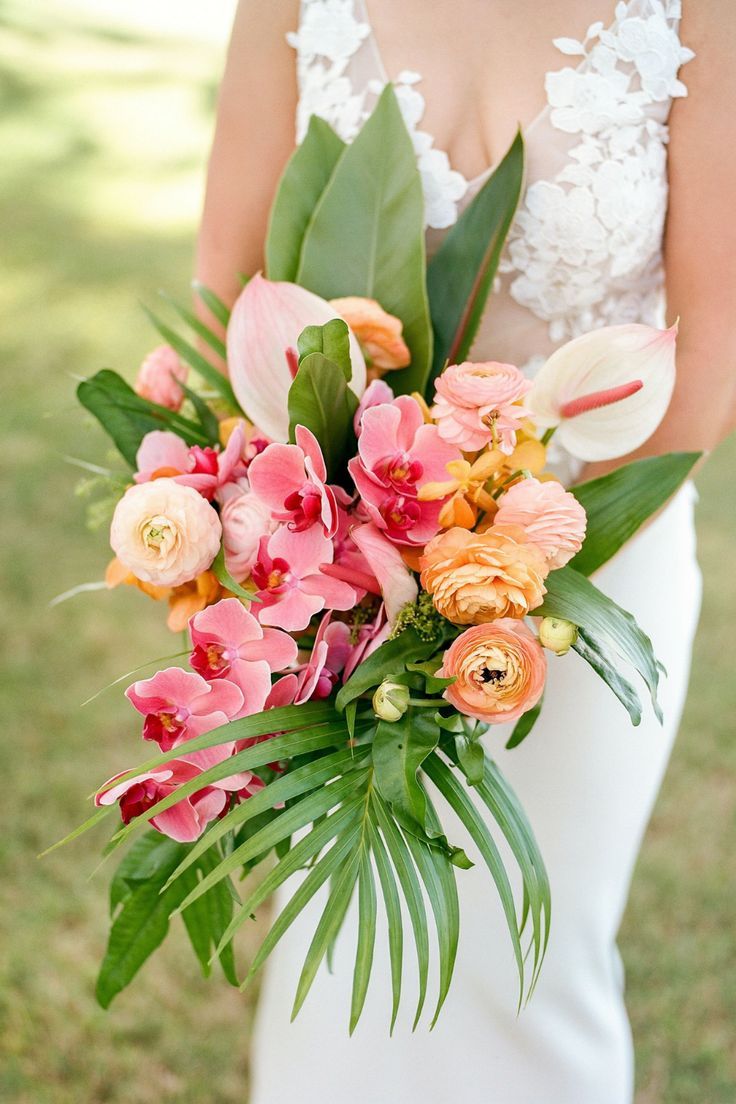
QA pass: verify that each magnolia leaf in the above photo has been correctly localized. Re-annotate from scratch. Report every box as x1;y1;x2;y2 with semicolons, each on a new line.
266;115;346;281
297;86;432;395
297;318;352;381
426;131;524;395
569;452;700;576
287;352;358;481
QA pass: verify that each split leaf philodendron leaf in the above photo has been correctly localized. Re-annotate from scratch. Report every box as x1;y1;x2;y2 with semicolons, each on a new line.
287;351;358;481
569;451;700;576
297;86;433;395
266;115;346;282
426;130;524;396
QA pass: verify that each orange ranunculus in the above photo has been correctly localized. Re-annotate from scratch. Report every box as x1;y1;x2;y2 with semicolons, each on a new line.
329;296;410;374
439;620;546;724
166;571;222;632
419;525;548;625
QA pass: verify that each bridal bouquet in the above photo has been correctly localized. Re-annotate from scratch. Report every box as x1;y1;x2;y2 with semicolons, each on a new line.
57;88;698;1029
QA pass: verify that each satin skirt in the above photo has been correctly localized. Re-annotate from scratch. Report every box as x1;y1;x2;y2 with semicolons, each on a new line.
250;484;701;1104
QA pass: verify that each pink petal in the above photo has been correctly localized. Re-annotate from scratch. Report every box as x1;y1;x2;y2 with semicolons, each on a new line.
126;667;210;715
95;768;173;807
295;424;327;482
303;571;357;610
239;626;298;671
230;657;274;716
257;587;323;632
190;597;261;650
349;523;418;623
266;673;299;708
134;431;190;481
192;677;244;719
267;523;334;578
248;443;307;510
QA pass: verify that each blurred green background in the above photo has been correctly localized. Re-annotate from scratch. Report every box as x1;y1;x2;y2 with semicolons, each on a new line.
1;2;734;1101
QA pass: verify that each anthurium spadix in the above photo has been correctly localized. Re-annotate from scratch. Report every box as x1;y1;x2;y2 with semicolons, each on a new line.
527;322;677;462
227;274;367;441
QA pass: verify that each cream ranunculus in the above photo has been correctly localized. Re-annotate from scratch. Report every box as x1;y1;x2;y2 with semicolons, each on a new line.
110;478;222;588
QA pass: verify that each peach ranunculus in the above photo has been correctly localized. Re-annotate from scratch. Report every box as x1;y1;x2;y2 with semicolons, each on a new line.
439;620;547;724
419;525;549;625
329;296;411;375
135;345;188;411
493;477;587;569
431;361;532;454
110;478;222;588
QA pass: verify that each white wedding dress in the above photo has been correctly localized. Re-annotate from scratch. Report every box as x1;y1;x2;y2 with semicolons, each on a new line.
250;3;701;1101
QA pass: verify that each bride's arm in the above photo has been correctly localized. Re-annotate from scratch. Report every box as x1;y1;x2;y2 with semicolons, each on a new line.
196;0;299;315
582;1;736;481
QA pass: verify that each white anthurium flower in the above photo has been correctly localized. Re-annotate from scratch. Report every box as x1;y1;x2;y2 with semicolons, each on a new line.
527;322;677;461
227;273;367;442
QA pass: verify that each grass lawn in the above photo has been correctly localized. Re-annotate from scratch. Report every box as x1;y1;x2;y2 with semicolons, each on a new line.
1;3;734;1101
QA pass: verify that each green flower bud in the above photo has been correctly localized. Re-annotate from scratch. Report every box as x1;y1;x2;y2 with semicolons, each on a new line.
538;617;579;656
372;680;411;722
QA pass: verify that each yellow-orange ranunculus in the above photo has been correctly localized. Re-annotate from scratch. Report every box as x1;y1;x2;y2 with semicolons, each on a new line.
105;558;223;632
439;620;546;724
419;525;548;624
330;296;410;374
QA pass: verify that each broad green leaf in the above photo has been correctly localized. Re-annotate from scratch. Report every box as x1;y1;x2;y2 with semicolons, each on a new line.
373;712;440;837
297;318;352;381
77;369;208;466
454;730;485;782
143;307;240;411
192;280;232;329
505;698;543;751
367;818;403;1032
536;565;662;724
179;849;239;986
424;755;525;1006
109;831;181;914
571;630;642;725
96;837;189;1008
372;791;429;1028
569;452;700;576
425;131;524;395
350;849;377;1033
336;629;442;712
266;115;346;281
291;853;360;1019
297;86;432;395
287;352;358;481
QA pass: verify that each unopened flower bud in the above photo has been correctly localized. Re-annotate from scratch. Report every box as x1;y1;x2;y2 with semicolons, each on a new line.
373;680;410;722
538;617;578;656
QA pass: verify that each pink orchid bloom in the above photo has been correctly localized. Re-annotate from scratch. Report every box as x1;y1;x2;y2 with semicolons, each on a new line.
251;524;357;632
349;522;418;623
354;378;395;435
249;424;339;538
294;613;353;704
227;274;367;442
134;423;246;500
348;395;461;546
189;597;298;714
126;666;244;752
95;760;231;844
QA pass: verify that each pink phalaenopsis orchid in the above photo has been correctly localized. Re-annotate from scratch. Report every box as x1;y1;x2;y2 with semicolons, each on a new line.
189;598;298;714
249;424;339;538
251;525;357;632
134;423;246;500
349;522;418;623
95;759;246;844
227;274;367;442
348;395;461;546
126;667;243;751
293;613;353;704
353;378;394;435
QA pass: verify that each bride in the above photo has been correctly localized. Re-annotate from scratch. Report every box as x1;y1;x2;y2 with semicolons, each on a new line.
196;2;735;1101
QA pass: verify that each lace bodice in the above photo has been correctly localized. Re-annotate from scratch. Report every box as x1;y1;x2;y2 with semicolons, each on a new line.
287;0;694;439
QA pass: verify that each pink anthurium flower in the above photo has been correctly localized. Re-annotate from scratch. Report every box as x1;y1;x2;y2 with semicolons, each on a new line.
95;760;232;843
134;423;246;500
348;395;461;546
227;274;367;442
251;524;357;632
189;597;298;714
249;424;339;537
349;522;418;624
126;667;243;751
526;322;677;461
